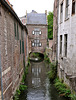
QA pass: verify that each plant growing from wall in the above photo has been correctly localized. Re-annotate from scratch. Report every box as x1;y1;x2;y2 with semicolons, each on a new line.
13;60;30;100
54;78;71;98
44;52;50;63
48;62;57;81
69;93;76;100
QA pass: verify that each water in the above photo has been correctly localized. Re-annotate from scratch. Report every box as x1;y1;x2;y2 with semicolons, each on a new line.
19;61;67;100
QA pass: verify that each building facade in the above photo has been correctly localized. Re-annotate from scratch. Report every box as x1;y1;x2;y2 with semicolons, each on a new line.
52;0;59;62
58;0;76;91
20;10;48;54
0;0;28;100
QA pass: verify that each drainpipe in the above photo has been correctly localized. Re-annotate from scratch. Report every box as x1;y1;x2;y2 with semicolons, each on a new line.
0;51;4;100
56;0;59;62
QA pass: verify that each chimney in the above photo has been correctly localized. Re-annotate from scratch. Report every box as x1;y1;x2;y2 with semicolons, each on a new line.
45;10;47;15
26;10;27;16
26;10;27;24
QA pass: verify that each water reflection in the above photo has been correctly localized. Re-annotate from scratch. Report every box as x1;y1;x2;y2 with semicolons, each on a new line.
19;61;67;100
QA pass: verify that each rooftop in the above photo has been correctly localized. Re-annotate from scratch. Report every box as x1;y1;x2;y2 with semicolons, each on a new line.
27;10;47;25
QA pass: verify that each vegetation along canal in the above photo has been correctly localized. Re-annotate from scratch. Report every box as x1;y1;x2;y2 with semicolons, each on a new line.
19;60;67;100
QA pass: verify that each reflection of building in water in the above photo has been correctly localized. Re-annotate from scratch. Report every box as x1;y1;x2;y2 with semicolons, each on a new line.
32;67;41;76
27;62;46;88
32;78;41;87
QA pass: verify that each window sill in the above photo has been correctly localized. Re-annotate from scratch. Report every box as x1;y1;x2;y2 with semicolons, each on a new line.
60;21;63;24
71;13;75;16
65;17;69;21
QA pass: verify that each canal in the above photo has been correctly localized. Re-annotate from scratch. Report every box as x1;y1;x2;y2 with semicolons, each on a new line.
19;61;67;100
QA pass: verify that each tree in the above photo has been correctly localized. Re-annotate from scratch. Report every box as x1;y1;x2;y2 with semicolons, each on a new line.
47;12;53;39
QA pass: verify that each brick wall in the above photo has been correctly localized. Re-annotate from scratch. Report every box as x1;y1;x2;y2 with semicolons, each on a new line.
27;25;47;54
0;3;28;100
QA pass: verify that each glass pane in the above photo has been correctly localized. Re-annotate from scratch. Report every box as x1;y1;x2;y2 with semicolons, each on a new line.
39;31;41;35
32;31;34;35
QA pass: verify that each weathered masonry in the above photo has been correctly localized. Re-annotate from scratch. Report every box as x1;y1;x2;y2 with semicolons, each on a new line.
20;10;48;54
0;0;28;100
58;0;76;91
52;0;59;62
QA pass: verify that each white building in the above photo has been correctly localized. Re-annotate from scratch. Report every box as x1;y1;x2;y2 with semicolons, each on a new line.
58;0;76;91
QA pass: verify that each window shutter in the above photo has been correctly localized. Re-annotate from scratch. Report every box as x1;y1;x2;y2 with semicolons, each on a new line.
22;41;24;53
14;22;16;39
17;23;19;40
20;40;21;54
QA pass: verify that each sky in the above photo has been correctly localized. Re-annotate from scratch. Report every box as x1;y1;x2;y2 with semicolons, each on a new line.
9;0;54;17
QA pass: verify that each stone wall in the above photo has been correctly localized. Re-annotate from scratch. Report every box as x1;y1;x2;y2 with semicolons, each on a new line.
58;0;76;91
52;0;59;62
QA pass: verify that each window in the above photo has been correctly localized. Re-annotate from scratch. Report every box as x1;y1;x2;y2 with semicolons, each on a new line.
32;43;35;47
14;22;19;40
65;0;69;19
60;35;62;54
72;0;75;15
32;31;34;35
32;31;42;35
32;39;42;47
60;2;63;22
64;34;67;57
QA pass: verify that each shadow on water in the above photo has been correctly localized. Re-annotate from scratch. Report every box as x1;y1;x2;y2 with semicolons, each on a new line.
19;61;68;100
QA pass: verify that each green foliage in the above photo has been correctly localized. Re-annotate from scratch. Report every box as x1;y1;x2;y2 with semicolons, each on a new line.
69;93;76;100
14;62;29;100
19;84;27;91
28;57;31;66
47;12;53;39
30;52;40;59
54;78;71;98
44;52;51;63
13;90;21;100
48;63;57;81
21;65;28;83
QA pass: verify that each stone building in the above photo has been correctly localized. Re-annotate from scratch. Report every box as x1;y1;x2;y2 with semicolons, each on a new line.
52;0;59;62
20;10;48;54
0;0;28;100
58;0;76;91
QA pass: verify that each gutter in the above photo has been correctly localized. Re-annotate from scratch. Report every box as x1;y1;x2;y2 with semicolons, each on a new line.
0;51;4;100
0;0;28;31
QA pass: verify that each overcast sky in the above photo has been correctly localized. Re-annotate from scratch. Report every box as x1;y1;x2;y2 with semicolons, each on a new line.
9;0;54;17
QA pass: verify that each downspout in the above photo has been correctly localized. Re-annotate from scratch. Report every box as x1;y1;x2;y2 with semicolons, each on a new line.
56;0;59;62
0;50;4;100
